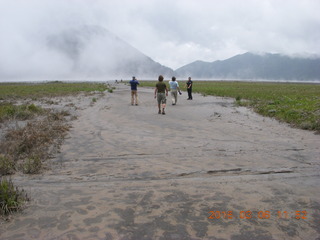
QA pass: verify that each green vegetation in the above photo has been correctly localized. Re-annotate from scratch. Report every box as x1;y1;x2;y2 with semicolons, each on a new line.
0;81;109;99
21;155;42;174
0;103;44;122
0;81;111;217
140;81;320;132
0;177;29;216
0;112;70;175
0;155;15;176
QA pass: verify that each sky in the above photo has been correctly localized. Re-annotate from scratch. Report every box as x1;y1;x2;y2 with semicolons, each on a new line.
0;0;320;80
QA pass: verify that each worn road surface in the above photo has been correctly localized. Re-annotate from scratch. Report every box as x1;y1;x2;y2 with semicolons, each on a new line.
1;83;320;240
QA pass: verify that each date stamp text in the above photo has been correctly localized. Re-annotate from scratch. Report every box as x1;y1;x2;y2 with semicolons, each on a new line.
208;210;307;220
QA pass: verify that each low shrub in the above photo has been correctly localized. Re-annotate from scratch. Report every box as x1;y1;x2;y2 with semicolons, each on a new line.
0;155;15;175
0;103;45;122
21;155;42;174
0;177;29;215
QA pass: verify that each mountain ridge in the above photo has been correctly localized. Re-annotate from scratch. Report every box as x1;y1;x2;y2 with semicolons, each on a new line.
46;25;174;80
175;52;320;81
2;24;319;82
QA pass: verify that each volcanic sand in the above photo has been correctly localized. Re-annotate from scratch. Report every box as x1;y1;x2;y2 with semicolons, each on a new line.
1;83;320;240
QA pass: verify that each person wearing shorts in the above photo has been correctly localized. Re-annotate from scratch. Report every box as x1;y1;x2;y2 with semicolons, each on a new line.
154;75;168;115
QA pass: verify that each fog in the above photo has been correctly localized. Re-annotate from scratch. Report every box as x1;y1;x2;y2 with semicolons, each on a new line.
1;0;319;81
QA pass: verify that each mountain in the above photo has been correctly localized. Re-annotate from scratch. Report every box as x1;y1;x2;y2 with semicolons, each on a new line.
175;52;320;81
46;25;174;80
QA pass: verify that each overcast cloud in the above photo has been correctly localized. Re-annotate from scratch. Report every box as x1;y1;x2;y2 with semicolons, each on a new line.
0;0;319;80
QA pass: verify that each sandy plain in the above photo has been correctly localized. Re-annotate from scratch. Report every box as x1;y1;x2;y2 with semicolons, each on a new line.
0;83;319;240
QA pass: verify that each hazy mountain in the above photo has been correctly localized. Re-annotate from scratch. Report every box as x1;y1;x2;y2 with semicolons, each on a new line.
175;52;320;81
46;25;174;80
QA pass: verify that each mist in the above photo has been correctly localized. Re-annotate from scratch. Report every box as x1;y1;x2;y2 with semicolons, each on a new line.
1;0;319;81
0;1;141;81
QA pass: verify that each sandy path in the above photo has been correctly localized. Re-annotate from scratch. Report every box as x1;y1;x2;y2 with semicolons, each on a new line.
1;83;320;240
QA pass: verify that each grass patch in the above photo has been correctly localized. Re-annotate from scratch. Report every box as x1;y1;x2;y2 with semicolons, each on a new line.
0;155;15;175
0;177;29;216
0;81;110;217
0;82;110;100
0;103;45;122
141;80;320;131
1;113;70;167
0;108;70;218
21;155;42;174
0;82;107;175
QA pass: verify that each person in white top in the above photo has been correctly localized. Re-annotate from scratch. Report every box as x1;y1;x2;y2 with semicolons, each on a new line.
168;76;181;105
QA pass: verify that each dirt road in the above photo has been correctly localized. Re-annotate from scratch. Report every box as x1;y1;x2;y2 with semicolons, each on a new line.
1;83;320;240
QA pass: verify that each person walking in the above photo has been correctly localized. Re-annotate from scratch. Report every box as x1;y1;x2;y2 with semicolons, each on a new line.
169;76;181;105
154;75;168;115
186;77;193;100
129;76;139;105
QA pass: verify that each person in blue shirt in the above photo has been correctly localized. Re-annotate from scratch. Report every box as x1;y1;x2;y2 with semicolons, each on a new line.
169;76;181;105
129;76;139;105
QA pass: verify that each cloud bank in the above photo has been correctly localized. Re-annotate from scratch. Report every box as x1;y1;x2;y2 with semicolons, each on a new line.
0;0;319;80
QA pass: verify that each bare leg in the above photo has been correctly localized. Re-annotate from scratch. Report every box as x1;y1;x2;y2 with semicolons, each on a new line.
162;103;166;114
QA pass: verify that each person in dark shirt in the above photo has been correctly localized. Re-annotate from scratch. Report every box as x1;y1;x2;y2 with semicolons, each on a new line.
129;76;139;105
186;77;193;100
154;75;168;115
